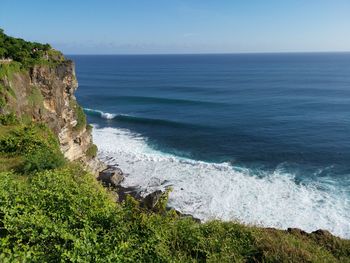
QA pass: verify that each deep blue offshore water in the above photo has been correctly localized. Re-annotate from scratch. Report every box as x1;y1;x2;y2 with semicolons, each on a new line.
69;53;350;237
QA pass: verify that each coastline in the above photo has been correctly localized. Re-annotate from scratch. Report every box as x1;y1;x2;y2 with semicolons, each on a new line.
1;27;350;262
95;146;347;239
96;153;345;242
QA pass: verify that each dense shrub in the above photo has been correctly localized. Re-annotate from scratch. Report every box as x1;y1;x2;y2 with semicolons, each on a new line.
0;61;22;79
0;28;64;68
0;123;65;173
70;99;86;131
21;145;65;173
27;85;44;106
0;165;348;262
0;125;46;154
0;113;18;125
86;143;98;158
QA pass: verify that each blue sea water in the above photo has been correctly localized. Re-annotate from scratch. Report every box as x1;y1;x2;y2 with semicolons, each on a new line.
69;53;350;238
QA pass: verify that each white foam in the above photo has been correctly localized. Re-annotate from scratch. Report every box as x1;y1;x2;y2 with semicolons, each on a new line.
92;125;350;238
101;112;117;119
85;108;117;119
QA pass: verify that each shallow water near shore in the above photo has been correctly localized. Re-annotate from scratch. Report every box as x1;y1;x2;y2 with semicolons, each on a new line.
70;53;350;238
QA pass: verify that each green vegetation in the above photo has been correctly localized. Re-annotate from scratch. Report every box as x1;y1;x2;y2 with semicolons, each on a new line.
70;99;87;131
0;61;22;80
0;116;349;262
0;113;18;125
86;143;98;158
0;166;349;262
86;123;93;132
0;120;65;173
0;28;64;68
28;85;44;107
0;96;5;108
0;30;349;262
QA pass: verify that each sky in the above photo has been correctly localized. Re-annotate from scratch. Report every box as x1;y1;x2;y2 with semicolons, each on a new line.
1;0;350;54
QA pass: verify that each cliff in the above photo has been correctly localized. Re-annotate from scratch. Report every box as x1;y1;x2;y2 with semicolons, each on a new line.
1;30;349;262
0;60;105;174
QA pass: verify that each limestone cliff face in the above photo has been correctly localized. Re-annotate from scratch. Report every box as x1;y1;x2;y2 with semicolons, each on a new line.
0;60;105;174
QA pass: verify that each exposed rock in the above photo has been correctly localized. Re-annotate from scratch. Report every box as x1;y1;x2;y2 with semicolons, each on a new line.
0;60;104;175
287;228;308;236
116;185;142;202
141;190;163;210
312;229;333;237
98;166;124;187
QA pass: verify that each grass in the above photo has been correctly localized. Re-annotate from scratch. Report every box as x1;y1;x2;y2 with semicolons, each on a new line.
0;46;349;260
0;117;349;262
0;30;349;262
86;143;98;158
0;154;23;172
0;164;349;262
0;85;16;109
0;114;348;262
0;120;65;173
70;99;87;131
28;85;44;107
0;62;22;80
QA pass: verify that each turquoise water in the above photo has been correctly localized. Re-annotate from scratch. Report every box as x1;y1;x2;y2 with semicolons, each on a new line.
70;53;350;238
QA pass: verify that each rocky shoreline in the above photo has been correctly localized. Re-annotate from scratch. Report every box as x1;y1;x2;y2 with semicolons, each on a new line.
2;50;342;240
96;164;339;240
97;164;201;221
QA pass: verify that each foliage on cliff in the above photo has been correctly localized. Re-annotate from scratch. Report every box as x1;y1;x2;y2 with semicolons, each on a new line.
0;28;64;68
0;31;349;262
0;115;65;173
0;119;349;262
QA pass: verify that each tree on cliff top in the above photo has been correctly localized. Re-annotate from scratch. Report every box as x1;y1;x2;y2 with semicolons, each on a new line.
0;28;62;66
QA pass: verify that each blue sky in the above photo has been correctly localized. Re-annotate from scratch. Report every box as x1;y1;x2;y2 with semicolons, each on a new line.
1;0;350;54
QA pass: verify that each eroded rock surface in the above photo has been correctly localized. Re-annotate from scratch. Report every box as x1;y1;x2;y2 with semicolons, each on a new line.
0;60;105;174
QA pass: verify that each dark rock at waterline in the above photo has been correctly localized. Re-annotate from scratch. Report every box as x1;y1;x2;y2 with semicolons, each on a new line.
312;229;333;237
117;188;164;211
97;166;201;221
174;211;201;223
287;228;336;240
287;228;308;236
98;166;124;188
116;185;142;202
141;190;163;210
115;186;201;222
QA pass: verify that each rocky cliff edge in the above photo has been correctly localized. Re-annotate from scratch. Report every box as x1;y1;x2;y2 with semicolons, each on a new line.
0;59;106;174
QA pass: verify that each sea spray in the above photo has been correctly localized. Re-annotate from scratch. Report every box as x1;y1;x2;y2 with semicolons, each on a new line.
84;108;117;119
92;125;350;238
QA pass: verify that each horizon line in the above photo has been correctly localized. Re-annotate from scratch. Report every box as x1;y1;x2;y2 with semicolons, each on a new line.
64;51;350;56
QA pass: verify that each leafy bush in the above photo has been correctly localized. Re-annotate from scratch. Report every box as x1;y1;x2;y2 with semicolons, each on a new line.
0;62;22;80
86;123;93;132
86;143;98;158
0;28;64;68
154;187;172;213
0;125;45;154
70;99;86;131
21;145;65;173
0;165;348;262
28;85;44;107
0;96;5;108
0;123;65;173
0;113;18;125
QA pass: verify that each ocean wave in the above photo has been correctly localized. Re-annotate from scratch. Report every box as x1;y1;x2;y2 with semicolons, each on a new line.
92;125;350;238
84;108;204;128
84;95;227;106
84;108;118;119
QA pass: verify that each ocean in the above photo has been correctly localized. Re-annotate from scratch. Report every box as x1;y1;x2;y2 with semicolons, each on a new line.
69;53;350;238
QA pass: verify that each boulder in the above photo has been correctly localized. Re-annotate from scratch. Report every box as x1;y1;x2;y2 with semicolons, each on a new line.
287;228;308;236
98;166;124;187
312;229;333;237
141;190;163;210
